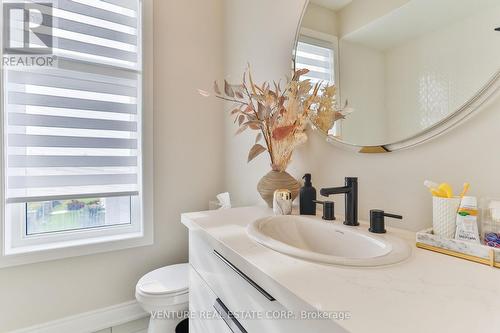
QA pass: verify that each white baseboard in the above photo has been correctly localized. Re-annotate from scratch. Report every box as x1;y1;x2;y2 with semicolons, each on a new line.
9;301;148;333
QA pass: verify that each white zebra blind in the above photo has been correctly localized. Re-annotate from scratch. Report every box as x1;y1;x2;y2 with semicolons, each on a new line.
296;36;334;85
3;0;142;204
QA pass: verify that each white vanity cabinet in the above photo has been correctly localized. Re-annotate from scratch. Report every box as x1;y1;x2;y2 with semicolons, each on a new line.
183;207;500;333
189;268;234;333
188;229;341;333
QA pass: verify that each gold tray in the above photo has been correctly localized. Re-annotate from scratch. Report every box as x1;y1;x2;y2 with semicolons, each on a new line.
416;228;500;269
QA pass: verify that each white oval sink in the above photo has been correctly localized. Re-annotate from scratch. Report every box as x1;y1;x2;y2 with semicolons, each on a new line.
247;215;411;267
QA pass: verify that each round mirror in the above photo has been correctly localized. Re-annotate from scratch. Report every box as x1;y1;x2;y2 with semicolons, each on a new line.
294;0;500;152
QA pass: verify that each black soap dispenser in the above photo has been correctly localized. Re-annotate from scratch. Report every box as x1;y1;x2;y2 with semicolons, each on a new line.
300;173;317;215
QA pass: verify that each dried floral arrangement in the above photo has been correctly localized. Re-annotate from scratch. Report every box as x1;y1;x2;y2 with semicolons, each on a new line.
200;67;347;172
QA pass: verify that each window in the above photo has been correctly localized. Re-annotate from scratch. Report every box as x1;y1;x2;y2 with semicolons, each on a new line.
296;36;335;86
1;0;151;263
296;32;341;137
26;196;132;235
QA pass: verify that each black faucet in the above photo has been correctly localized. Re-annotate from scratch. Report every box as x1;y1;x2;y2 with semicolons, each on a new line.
320;177;359;226
369;210;403;234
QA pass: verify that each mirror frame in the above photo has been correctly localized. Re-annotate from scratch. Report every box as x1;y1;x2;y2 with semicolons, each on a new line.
293;0;500;153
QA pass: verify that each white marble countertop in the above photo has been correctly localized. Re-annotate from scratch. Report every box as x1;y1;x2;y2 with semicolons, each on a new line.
182;206;500;333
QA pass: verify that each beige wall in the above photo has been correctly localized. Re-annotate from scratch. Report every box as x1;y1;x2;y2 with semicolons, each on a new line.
339;40;387;144
301;3;338;36
0;0;225;331
222;0;500;233
338;0;409;36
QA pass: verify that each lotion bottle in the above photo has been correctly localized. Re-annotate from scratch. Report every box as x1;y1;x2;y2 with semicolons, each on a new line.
300;173;317;215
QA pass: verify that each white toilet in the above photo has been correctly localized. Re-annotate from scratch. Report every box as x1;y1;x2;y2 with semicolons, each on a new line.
135;263;189;333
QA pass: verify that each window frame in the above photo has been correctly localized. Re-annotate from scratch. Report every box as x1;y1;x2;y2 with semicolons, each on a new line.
298;28;339;87
0;0;154;268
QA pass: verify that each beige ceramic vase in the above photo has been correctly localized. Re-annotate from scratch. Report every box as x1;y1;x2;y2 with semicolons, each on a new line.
257;171;301;207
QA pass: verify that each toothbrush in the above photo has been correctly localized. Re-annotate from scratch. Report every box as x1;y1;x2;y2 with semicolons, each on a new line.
424;180;449;198
424;180;455;198
460;183;470;198
438;183;454;198
431;189;448;198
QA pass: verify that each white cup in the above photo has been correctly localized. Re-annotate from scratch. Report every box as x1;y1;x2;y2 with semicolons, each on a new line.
432;196;461;238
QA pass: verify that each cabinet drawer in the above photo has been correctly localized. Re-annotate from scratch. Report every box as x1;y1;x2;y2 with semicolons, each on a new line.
189;230;337;333
189;266;235;333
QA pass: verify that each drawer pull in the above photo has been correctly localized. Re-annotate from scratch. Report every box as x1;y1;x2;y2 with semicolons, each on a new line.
214;298;248;333
213;250;276;301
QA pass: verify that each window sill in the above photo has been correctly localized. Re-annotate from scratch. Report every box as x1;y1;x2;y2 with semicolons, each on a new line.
0;228;153;268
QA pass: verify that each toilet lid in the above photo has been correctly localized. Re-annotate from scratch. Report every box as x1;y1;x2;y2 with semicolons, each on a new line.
137;263;189;296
